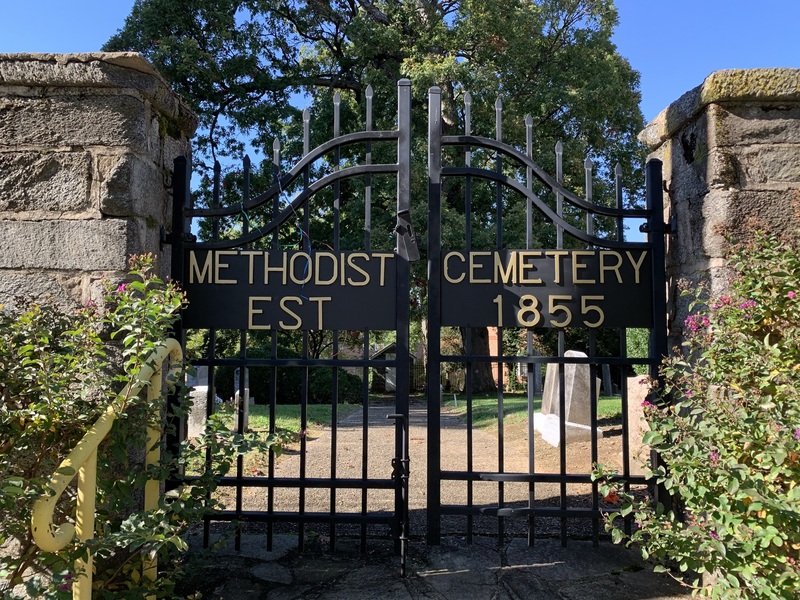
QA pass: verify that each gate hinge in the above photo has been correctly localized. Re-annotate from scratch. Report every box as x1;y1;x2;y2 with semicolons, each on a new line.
395;210;420;262
639;215;677;236
160;226;198;249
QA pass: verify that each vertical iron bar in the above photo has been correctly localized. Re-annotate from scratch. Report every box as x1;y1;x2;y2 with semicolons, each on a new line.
394;78;412;572
212;161;221;240
589;334;599;545
205;159;218;549
466;363;474;543
464;93;474;542
494;97;504;544
584;157;594;239
167;156;189;494
464;93;472;250
616;161;632;536
295;109;311;553
558;336;567;546
525;115;536;545
241;156;250;238
461;93;473;541
289;108;311;552
495;97;503;249
615;163;624;242
365;85;373;250
362;85;373;553
555;142;564;249
329;91;342;551
426;86;443;546
646;159;671;513
234;156;252;552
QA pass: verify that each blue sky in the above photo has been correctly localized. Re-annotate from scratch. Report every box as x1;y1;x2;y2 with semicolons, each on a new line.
1;1;798;124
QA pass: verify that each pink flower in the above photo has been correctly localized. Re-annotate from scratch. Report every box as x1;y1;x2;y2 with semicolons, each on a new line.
739;300;757;310
793;428;800;441
641;399;655;409
684;314;710;332
713;295;733;310
709;449;720;466
788;291;797;300
116;283;128;294
709;531;720;540
685;390;694;398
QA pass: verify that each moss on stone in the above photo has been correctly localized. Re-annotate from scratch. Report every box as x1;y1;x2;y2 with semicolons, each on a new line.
640;68;800;151
700;69;800;106
157;111;184;140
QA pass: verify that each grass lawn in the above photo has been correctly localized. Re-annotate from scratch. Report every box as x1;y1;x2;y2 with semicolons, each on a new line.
216;402;362;441
443;392;623;429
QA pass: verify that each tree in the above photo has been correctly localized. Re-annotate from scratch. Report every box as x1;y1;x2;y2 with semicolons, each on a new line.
106;0;646;391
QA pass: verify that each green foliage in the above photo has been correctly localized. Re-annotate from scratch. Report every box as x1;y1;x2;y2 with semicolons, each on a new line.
594;232;800;598
308;367;363;404
213;345;302;405
626;328;649;376
105;0;645;206
0;255;278;598
213;346;364;405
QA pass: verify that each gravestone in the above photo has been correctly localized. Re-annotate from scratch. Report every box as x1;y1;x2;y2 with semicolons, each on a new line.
187;366;210;439
534;350;603;446
233;367;251;432
625;375;652;476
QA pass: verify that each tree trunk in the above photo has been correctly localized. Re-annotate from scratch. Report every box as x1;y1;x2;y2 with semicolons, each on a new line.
459;326;497;393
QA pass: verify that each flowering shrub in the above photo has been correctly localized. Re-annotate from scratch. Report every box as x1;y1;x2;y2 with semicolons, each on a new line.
594;232;800;598
0;255;276;598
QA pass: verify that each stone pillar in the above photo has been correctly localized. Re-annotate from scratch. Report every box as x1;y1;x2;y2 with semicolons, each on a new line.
640;68;800;345
0;53;196;310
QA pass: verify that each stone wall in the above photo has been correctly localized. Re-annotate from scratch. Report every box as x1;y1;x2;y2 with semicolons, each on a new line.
0;53;196;310
640;68;800;344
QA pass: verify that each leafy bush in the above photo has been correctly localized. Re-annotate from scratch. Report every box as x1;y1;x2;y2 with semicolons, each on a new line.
626;328;650;376
0;255;276;598
308;367;363;404
214;346;303;405
213;349;363;405
595;232;800;598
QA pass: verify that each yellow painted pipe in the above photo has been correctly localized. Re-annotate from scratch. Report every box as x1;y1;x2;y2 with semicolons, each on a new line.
30;338;183;600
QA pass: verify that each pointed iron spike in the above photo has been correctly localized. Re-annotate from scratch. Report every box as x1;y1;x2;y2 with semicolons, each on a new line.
243;154;251;167
464;92;472;106
495;97;502;110
303;108;310;122
555;140;563;154
366;84;373;99
615;162;623;176
214;160;221;173
584;156;593;169
273;138;280;165
334;91;341;105
525;114;533;126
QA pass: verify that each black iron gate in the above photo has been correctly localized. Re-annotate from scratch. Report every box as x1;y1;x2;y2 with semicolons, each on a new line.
425;86;668;545
170;81;416;571
168;79;668;561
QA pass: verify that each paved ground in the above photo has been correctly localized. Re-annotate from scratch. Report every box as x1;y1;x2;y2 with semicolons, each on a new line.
176;531;691;599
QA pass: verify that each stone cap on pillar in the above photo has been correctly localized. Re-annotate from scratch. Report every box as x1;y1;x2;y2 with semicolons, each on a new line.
639;68;800;151
0;52;198;137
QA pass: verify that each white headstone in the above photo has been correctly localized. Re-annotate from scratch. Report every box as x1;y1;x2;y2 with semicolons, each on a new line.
233;367;250;432
534;350;603;446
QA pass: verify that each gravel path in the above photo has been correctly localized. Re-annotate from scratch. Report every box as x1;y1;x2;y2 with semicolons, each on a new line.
229;397;632;539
